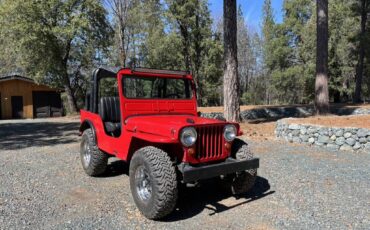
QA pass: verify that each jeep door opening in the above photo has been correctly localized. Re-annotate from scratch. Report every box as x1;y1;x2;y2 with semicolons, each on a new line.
79;67;259;219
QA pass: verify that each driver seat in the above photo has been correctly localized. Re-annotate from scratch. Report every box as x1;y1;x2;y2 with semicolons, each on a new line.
99;97;121;136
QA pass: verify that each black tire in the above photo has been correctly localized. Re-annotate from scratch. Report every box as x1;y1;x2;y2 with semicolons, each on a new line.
129;146;177;220
80;129;108;176
225;138;257;195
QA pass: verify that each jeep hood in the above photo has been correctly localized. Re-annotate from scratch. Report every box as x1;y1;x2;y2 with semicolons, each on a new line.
124;115;227;141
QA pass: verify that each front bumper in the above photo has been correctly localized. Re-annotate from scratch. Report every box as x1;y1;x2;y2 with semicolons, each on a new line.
178;157;260;183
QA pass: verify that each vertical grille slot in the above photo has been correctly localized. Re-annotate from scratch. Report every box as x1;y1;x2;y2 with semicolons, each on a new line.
196;125;224;161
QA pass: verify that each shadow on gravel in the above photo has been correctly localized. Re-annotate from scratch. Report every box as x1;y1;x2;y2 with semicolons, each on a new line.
0;122;79;150
98;160;129;178
162;176;274;222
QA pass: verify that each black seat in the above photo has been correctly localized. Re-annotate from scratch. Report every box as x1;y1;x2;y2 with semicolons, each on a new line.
99;97;121;136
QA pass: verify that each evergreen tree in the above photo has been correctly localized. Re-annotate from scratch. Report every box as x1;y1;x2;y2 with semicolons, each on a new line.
315;0;329;114
223;0;240;121
0;0;112;113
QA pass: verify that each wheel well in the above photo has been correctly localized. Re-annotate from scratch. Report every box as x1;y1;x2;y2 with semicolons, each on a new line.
127;137;183;163
80;120;97;143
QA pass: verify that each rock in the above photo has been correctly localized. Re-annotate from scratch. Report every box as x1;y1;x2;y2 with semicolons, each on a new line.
289;124;301;130
359;137;367;143
353;142;362;150
364;143;370;150
345;138;356;146
293;137;301;143
315;142;324;146
357;128;369;137
308;137;315;144
307;128;317;134
301;135;309;142
318;135;330;144
367;136;370;142
330;135;336;141
319;129;329;135
335;137;345;146
292;130;300;136
300;127;307;135
314;133;319;137
340;144;353;151
344;132;352;138
335;130;343;137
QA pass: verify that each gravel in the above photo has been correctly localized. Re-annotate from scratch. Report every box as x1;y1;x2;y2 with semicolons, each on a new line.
0;118;369;229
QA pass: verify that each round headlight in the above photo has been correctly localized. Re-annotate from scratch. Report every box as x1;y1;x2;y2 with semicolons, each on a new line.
224;125;237;142
180;127;197;147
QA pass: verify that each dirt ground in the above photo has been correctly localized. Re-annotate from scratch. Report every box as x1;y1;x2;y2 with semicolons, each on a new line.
287;114;370;129
239;121;276;141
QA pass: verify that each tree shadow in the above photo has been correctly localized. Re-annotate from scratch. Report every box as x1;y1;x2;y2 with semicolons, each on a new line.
162;176;274;222
0;121;80;150
242;103;365;124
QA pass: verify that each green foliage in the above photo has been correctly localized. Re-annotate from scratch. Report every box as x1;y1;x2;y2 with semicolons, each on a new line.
0;0;112;112
264;0;370;104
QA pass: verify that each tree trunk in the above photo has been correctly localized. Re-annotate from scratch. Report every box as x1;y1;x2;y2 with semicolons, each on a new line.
194;7;202;106
315;0;329;115
63;73;78;114
223;0;240;122
353;0;368;103
61;39;78;114
118;23;126;67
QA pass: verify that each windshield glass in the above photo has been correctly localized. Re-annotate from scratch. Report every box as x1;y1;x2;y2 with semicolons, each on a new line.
123;76;193;99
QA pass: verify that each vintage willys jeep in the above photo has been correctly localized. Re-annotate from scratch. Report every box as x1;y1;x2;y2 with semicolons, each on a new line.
79;68;259;219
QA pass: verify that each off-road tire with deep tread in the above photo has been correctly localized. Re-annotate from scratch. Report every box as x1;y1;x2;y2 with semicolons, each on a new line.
129;146;178;220
80;129;108;176
225;138;257;195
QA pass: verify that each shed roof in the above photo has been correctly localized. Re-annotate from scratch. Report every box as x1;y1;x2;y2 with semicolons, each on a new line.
0;74;63;91
0;75;35;83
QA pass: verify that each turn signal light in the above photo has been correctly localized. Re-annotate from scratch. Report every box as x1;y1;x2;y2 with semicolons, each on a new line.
225;142;231;151
188;147;196;156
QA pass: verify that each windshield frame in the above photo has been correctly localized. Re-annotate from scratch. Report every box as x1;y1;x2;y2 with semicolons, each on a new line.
121;75;195;100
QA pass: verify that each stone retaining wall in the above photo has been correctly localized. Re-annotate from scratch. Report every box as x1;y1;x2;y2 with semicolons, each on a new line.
275;119;370;152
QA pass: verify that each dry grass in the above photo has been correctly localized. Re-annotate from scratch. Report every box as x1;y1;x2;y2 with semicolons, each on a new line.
239;120;276;141
287;114;370;129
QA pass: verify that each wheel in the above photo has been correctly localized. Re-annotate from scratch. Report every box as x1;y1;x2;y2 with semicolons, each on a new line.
80;128;108;176
129;146;178;220
225;138;257;195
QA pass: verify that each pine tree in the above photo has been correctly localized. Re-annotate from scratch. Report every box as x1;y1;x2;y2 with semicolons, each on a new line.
315;0;330;114
353;0;369;102
223;0;240;121
262;0;275;104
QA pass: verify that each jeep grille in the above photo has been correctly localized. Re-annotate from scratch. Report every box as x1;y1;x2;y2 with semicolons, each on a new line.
196;125;224;160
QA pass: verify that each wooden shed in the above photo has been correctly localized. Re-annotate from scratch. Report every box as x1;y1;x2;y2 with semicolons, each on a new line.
0;75;63;119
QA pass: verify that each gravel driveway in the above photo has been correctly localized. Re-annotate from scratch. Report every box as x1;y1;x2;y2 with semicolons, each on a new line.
0;118;369;229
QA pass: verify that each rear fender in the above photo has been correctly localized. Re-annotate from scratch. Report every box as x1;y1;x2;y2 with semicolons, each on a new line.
79;120;97;143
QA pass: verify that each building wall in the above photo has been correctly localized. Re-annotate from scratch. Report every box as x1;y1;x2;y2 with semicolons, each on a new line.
0;79;57;119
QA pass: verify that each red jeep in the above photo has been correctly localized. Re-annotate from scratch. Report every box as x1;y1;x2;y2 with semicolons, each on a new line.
79;68;259;219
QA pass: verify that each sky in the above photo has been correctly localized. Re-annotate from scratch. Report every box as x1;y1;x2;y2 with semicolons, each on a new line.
209;0;284;32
